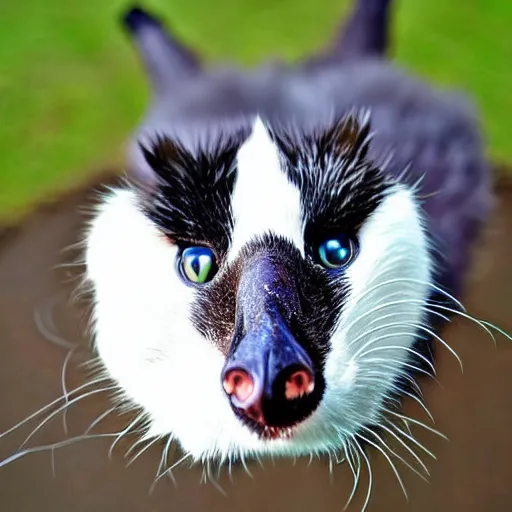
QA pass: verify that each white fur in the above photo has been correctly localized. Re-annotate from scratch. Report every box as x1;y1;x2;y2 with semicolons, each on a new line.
85;124;431;462
228;117;304;261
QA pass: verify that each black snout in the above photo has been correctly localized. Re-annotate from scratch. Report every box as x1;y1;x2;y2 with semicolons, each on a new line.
222;318;316;426
221;254;324;430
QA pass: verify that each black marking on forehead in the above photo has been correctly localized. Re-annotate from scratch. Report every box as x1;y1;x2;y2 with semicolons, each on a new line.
191;233;349;370
139;125;250;255
267;111;394;242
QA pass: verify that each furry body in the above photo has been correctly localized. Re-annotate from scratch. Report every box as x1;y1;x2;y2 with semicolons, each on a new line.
85;1;492;465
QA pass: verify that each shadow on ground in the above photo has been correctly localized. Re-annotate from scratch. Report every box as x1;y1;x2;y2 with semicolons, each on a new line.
0;176;511;511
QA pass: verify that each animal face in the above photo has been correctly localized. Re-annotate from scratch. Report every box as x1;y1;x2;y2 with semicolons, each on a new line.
85;113;432;462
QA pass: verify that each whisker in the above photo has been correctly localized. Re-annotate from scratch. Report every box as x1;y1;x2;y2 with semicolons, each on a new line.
255;453;265;471
348;319;418;355
350;276;461;321
61;347;77;435
383;420;438;461
84;405;118;435
20;385;117;449
385;410;449;440
205;461;228;497
480;319;512;343
125;436;159;467
348;316;454;369
355;438;373;512
357;374;434;424
240;454;253;479
373;422;431;475
343;441;361;511
152;451;191;492
357;340;436;375
388;383;433;423
342;276;461;335
414;321;463;371
33;300;78;351
360;310;447;335
161;436;177;486
357;430;409;500
50;446;57;478
362;357;435;382
0;376;112;440
0;432;123;470
327;452;334;481
425;304;503;348
150;435;174;495
108;412;147;460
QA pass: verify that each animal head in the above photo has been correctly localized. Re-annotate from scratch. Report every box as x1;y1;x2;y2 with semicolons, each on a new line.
84;0;489;466
86;108;432;462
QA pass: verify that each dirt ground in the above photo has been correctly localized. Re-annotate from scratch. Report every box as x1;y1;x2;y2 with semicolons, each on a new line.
0;176;511;512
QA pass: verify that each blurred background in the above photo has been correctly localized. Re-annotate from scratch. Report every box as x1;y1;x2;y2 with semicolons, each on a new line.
1;1;512;511
1;0;512;225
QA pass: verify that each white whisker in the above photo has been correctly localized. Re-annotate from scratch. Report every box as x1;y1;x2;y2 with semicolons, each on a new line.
343;441;361;510
61;347;77;435
363;357;435;381
108;412;146;460
0;376;111;440
357;429;409;499
357;340;436;375
150;435;174;495
84;405;118;435
33;297;78;351
205;461;228;496
374;422;431;474
240;453;253;478
386;410;448;440
0;433;123;470
154;451;191;491
20;386;117;449
125;436;159;467
384;419;440;460
356;439;373;512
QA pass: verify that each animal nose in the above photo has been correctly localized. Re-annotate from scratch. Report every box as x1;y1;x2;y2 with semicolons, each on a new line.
221;358;317;427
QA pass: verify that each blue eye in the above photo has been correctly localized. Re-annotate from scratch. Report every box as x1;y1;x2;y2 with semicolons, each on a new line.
178;247;217;284
317;235;357;269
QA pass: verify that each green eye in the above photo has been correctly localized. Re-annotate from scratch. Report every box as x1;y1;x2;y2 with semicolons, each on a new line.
179;247;217;284
317;235;357;269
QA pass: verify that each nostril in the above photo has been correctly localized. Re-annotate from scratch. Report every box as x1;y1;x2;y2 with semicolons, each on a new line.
284;368;315;400
222;368;254;403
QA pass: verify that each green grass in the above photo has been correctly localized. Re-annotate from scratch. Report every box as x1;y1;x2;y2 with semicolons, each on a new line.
1;0;511;223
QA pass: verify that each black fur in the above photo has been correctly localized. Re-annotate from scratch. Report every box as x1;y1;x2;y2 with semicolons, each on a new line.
140;127;249;255
268;113;394;240
140;114;391;373
192;233;346;374
117;0;492;459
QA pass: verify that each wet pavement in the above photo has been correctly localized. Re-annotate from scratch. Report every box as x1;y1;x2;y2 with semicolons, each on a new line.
0;176;511;511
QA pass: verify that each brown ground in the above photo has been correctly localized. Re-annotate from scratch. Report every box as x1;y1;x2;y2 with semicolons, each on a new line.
0;177;511;512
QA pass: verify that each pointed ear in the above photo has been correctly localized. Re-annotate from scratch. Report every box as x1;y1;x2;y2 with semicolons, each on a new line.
303;0;392;68
122;6;202;97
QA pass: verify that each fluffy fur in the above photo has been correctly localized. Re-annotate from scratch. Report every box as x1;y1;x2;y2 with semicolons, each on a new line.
86;111;431;461
84;0;491;470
